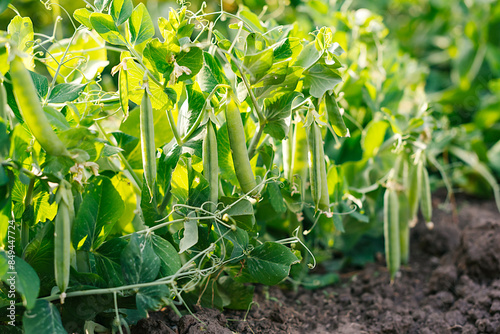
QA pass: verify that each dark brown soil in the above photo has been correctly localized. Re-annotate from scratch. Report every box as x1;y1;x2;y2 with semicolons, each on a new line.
132;196;500;334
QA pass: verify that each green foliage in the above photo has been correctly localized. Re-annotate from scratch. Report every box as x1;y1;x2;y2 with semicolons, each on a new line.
0;1;348;331
0;0;498;331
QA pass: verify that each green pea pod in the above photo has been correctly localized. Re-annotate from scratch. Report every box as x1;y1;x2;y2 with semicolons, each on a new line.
319;138;330;212
0;81;6;120
420;165;432;225
293;120;309;202
307;120;329;211
408;159;422;227
398;191;410;265
307;121;321;211
384;187;400;281
225;99;257;195
203;119;218;212
324;91;349;137
140;87;156;198
282;124;294;181
10;56;69;157
119;67;129;120
54;181;74;301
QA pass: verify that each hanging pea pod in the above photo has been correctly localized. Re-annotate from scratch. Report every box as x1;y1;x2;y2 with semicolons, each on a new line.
384;187;400;281
10;56;69;157
408;159;423;227
398;191;410;265
282;124;294;181
420;164;433;228
324;90;349;137
307;120;322;211
225;98;257;195
203;117;218;212
307;117;329;212
118;67;129;120
293;119;309;203
140;84;157;199
54;180;74;302
0;81;6;120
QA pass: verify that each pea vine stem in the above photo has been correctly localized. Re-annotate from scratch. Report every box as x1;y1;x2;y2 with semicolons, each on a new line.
43;26;82;105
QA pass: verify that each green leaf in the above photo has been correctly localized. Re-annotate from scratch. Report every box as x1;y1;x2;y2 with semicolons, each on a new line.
273;38;302;62
149;234;181;277
294;42;321;69
235;7;264;33
23;300;67;334
181;84;205;136
176;47;203;81
170;154;209;208
111;0;133;26
73;8;92;29
1;255;40;310
253;60;289;88
243;48;274;84
304;63;342;98
72;176;125;251
121;233;160;284
233;242;298;285
362;120;389;159
267;181;287;214
93;238;127;287
8;16;34;64
218;224;249;261
178;219;198;254
136;285;170;314
143;39;170;74
325;91;349;137
125;58;176;111
198;52;229;93
47;83;87;103
217;276;254;310
262;91;301;140
128;3;155;46
28;70;48;99
90;13;127;46
94;0;111;12
0;0;11;16
219;197;255;231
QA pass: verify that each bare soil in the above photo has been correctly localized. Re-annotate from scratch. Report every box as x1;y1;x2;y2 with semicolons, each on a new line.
132;195;500;334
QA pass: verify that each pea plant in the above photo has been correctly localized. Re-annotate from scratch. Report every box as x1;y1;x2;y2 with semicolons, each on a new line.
0;1;349;332
290;4;500;280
